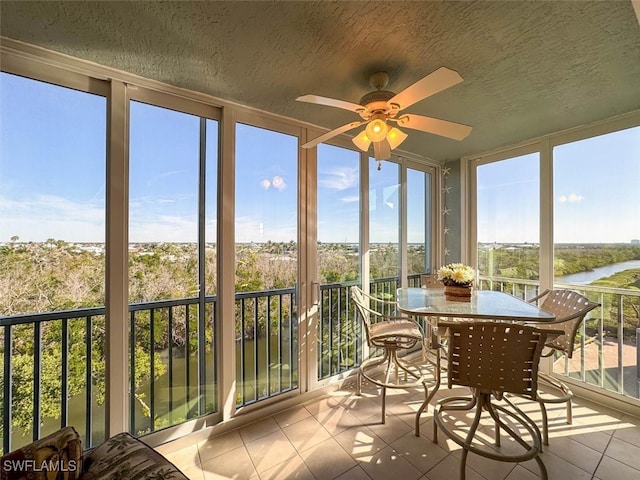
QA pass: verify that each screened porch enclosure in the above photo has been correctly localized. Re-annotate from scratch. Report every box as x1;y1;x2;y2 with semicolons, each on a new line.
1;38;639;455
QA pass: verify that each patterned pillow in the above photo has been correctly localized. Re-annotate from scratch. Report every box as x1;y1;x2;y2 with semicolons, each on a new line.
0;426;82;480
81;432;188;480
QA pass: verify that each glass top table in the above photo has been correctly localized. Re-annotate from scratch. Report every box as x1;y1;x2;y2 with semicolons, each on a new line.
397;287;556;436
396;287;556;322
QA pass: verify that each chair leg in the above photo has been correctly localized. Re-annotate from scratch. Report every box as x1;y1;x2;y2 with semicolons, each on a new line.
415;342;442;437
435;394;547;480
537;372;574;445
381;386;386;424
539;400;549;446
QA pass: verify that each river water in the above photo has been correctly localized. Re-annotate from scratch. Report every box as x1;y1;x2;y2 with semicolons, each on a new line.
556;259;640;285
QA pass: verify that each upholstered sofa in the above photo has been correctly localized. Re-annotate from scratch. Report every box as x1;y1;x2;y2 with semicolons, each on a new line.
0;426;188;480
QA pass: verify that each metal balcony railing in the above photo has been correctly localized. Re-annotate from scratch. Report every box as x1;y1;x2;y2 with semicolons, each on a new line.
5;273;633;454
1;306;107;454
128;296;217;436
235;288;297;407
0;288;298;453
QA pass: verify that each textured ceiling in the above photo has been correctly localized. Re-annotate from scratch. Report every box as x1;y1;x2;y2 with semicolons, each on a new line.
2;1;639;162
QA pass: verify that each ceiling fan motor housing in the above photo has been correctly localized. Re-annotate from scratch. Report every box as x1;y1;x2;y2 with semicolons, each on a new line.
359;90;395;117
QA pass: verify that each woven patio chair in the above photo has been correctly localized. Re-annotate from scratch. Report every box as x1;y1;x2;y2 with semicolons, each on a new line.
350;285;431;423
527;288;600;445
432;321;555;480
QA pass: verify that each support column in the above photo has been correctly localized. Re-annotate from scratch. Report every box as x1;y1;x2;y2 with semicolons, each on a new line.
105;80;129;436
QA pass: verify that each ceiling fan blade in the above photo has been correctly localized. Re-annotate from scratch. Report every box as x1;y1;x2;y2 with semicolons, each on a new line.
296;94;365;113
397;114;472;140
388;67;464;111
301;121;363;149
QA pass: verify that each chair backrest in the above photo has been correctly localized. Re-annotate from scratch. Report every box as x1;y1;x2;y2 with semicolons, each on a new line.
442;321;552;398
420;274;443;289
350;285;375;346
529;289;600;358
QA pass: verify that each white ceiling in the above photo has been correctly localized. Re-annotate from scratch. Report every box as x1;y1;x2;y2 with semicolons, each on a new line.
2;0;639;162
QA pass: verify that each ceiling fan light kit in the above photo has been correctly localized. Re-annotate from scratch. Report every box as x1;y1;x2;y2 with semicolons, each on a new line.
386;127;408;149
352;130;372;151
297;66;472;169
365;113;388;142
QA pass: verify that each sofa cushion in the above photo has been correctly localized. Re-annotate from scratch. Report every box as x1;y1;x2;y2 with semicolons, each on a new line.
80;432;187;480
0;426;82;480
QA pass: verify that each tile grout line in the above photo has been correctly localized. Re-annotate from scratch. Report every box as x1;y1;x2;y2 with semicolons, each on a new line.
589;432;614;480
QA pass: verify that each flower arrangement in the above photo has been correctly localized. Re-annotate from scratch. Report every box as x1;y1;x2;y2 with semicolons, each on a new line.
437;263;476;287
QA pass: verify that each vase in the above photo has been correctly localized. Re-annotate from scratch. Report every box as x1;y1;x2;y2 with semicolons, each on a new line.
444;284;472;302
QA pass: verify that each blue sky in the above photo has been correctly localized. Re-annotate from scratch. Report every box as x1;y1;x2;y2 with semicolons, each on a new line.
476;127;640;244
1;71;638;245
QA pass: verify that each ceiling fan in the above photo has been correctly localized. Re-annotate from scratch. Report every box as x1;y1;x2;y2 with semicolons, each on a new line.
297;67;472;168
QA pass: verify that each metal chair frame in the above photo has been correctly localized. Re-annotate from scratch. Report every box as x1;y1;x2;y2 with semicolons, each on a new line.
350;285;433;423
527;289;600;445
432;321;555;480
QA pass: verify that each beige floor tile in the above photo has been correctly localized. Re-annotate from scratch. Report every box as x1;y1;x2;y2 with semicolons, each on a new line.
312;405;364;435
423;454;485;480
198;431;244;464
162;443;201;470
303;391;353;416
389;430;449;473
281;415;332;452
333;465;372;480
180;465;205;480
450;447;517;480
200;444;258;479
553;423;611;453
361;411;413;444
503;464;539;480
238;417;281;444
298;437;357;480
520;451;591;480
273;405;312;428
358;444;423;480
570;400;624;434
595;455;640;480
333;425;387;461
258;453;315;480
244;429;298;473
537;434;601;473
389;394;427;423
603;436;640;470
612;415;640;445
149;382;640;480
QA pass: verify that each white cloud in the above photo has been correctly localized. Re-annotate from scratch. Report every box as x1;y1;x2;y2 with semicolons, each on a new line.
319;166;358;191
0;194;105;242
340;195;359;203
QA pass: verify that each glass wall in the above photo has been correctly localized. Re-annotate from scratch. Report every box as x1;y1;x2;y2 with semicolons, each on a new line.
553;126;640;397
0;72;107;449
234;123;298;406
317;144;360;283
407;168;432;279
473;124;640;403
0;50;439;448
476;153;540;289
369;159;400;298
317;144;361;378
128;100;218;434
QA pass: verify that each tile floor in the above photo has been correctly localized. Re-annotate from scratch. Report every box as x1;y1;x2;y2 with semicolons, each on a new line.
157;379;640;480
